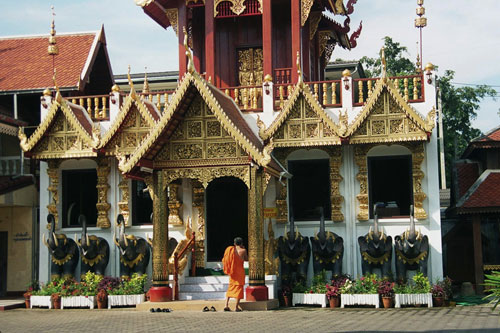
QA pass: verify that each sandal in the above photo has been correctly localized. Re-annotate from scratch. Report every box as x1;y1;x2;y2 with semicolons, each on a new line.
203;306;210;312
236;308;242;312
210;306;217;312
224;307;231;312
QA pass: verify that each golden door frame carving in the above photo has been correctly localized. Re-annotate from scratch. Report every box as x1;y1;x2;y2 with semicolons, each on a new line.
161;165;250;189
46;160;61;229
238;47;263;86
354;142;427;221
96;158;111;229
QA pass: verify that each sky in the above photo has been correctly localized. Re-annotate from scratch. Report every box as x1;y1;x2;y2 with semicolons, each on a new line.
1;0;498;132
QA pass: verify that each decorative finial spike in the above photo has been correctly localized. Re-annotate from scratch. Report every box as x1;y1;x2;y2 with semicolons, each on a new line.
127;65;136;99
183;26;195;74
52;69;62;103
380;46;387;78
296;51;302;84
142;66;150;94
48;5;59;55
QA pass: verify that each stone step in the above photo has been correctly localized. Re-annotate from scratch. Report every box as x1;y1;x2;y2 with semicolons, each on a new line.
179;291;227;301
180;283;228;293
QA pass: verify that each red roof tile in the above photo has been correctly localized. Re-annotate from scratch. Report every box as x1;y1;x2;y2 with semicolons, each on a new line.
456;162;479;199
475;126;500;142
458;171;500;210
0;32;97;92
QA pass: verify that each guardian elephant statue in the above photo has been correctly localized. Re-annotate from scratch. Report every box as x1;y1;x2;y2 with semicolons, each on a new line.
394;205;429;281
358;205;392;278
114;214;150;279
76;215;109;279
309;207;343;276
43;214;79;280
277;215;310;287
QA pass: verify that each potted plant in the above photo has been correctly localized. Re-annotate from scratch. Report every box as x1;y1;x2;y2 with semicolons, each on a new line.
30;279;61;309
280;285;292;307
431;283;445;307
51;292;62;309
60;272;102;309
291;271;329;308
97;289;108;309
340;274;380;308
440;276;453;306
394;272;432;308
326;275;348;308
107;274;147;309
378;280;395;308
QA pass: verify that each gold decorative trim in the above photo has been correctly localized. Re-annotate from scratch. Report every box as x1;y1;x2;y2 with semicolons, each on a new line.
395;248;427;265
99;87;158;152
154;157;250;169
263;81;341;143
301;0;314;26
192;182;205;268
248;167;265;284
328;146;344;222
165;8;178;36
402;142;427;219
46;160;61;229
120;251;145;269
163;165;250;189
19;98;98;158
347;76;435;141
309;11;322;40
118;71;269;174
264;220;279;275
354;144;373;221
82;253;105;267
52;252;73;266
214;0;246;17
318;31;331;57
167;183;183;225
96;158;111;228
118;178;130;227
361;251;390;265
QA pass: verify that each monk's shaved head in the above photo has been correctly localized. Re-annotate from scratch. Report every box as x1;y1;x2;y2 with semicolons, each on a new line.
234;237;243;246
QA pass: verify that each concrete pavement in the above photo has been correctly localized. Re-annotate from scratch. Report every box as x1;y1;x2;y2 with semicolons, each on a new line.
1;305;500;332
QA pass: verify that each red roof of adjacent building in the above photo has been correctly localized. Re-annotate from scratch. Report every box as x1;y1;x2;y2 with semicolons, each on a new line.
456;170;500;213
456;161;480;199
0;31;99;92
462;126;500;159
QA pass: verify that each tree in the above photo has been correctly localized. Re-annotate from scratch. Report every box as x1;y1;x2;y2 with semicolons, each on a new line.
354;36;497;187
439;70;496;185
359;36;417;77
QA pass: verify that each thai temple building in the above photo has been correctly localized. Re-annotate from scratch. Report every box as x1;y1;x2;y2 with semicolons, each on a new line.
19;0;442;303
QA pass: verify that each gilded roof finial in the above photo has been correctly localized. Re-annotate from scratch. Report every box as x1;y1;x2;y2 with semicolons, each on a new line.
296;51;302;84
380;46;387;78
183;26;195;74
127;65;136;99
142;66;150;94
48;5;59;56
53;69;62;103
415;50;422;74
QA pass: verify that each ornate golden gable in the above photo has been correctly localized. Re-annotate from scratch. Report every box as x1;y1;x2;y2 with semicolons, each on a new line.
262;82;341;147
154;95;249;169
348;77;435;144
118;71;270;174
19;99;98;159
101;105;153;156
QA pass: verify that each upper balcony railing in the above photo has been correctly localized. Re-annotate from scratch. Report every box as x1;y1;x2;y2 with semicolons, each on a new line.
0;157;30;176
352;74;424;106
224;85;263;111
137;91;176;113
70;95;110;121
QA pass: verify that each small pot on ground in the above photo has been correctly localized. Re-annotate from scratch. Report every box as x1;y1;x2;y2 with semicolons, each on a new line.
382;296;393;308
329;296;340;308
433;296;444;307
51;294;61;309
97;289;108;309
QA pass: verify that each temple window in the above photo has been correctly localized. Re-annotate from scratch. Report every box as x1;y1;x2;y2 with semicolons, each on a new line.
131;180;153;225
368;155;413;218
61;169;97;228
288;159;331;221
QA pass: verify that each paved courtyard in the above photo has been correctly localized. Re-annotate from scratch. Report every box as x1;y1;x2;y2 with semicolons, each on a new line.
1;305;500;332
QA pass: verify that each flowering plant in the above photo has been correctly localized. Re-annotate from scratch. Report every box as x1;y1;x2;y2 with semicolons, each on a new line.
378;280;395;297
431;284;445;298
439;277;453;300
352;274;379;294
98;276;121;292
326;274;349;299
308;271;328;294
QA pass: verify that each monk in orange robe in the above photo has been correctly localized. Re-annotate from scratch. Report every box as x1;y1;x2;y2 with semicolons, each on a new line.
222;237;248;312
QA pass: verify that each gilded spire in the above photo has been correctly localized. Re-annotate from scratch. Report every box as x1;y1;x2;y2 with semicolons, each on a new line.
183;26;195;74
380;46;387;78
142;67;150;94
296;51;302;84
48;6;59;56
127;65;137;99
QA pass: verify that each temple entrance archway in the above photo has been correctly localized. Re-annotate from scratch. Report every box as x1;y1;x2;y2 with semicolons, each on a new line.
206;177;248;261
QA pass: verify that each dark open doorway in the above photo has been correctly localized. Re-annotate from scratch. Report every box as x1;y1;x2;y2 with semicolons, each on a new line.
206;177;248;261
0;232;7;296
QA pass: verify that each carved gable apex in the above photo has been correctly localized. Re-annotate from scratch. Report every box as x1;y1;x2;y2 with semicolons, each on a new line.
348;77;435;144
19;98;98;159
99;92;159;154
263;82;341;147
118;72;272;174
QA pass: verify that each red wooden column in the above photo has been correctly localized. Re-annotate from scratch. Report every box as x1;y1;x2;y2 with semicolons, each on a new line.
472;214;484;294
301;21;310;81
178;2;187;78
262;0;272;79
290;0;300;83
205;0;215;83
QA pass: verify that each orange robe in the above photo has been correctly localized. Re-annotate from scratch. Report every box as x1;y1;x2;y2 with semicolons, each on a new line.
222;246;245;299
